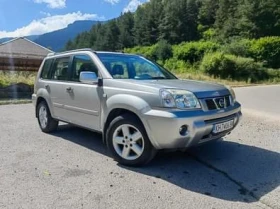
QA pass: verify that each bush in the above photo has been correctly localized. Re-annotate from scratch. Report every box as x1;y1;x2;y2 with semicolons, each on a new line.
154;40;173;61
200;52;269;82
124;45;157;60
0;71;37;88
250;36;280;68
202;28;216;41
266;69;280;83
125;41;173;62
200;53;232;78
173;41;220;63
222;38;253;58
163;58;191;73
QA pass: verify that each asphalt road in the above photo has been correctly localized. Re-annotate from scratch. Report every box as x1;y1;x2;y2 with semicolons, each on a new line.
234;85;280;121
0;85;279;209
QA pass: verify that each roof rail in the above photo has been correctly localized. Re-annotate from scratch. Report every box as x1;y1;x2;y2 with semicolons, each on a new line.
47;48;94;57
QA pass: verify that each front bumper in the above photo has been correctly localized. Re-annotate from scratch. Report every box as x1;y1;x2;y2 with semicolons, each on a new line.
142;102;242;149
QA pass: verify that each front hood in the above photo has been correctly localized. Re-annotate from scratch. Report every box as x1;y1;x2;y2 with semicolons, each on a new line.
119;79;230;98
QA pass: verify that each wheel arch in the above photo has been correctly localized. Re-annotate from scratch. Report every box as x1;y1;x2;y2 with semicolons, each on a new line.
35;96;54;118
102;94;156;147
36;97;47;118
103;108;144;144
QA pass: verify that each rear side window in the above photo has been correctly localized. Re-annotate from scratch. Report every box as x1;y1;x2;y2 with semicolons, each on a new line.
50;57;70;81
40;59;53;79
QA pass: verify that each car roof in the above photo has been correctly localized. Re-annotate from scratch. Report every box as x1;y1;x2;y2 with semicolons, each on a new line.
46;48;138;58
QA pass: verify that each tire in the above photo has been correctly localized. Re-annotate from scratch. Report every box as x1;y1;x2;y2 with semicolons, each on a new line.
106;114;157;166
37;101;58;133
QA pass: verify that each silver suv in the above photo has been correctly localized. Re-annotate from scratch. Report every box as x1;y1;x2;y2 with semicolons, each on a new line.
33;49;242;166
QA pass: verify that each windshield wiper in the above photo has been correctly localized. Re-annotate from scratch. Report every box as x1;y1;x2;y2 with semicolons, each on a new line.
149;76;166;80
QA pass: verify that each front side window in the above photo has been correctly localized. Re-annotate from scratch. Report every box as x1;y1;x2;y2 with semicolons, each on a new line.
96;53;177;80
50;57;70;81
71;54;99;82
40;59;53;79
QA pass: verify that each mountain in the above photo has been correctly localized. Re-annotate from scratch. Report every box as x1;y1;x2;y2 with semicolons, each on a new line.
0;38;12;43
0;20;99;51
35;20;99;51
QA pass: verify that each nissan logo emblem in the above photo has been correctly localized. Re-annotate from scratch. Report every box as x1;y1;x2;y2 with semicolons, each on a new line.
219;98;225;107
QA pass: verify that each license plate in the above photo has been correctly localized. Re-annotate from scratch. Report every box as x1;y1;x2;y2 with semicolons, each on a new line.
213;120;234;134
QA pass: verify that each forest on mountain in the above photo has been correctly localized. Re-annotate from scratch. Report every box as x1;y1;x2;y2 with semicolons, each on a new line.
65;0;280;83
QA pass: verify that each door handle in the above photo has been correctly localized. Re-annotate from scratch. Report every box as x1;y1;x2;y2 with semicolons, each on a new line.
66;87;73;92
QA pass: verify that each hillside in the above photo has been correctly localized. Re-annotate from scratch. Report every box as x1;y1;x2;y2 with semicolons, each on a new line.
65;0;280;84
65;0;280;51
35;20;99;51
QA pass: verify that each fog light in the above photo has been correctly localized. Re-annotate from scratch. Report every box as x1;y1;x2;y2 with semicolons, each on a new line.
179;125;188;136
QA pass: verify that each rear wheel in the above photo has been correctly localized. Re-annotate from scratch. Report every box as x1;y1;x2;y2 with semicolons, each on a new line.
106;114;157;166
37;101;58;133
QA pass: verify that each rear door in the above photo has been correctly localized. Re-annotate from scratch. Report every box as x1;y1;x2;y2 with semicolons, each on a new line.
62;54;102;131
46;56;73;121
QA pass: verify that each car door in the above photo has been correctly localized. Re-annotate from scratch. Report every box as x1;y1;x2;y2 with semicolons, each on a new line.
46;56;73;121
62;54;102;131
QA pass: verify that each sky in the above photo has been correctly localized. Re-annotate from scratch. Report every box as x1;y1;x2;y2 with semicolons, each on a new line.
0;0;149;38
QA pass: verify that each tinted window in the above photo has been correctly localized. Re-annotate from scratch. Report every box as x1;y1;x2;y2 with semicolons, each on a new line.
40;59;53;79
96;53;177;80
50;57;70;81
71;55;99;82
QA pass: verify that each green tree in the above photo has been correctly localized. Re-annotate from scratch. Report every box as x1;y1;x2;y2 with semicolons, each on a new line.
93;24;107;50
97;20;120;51
134;5;152;45
65;40;74;50
64;0;280;54
160;0;199;44
215;0;239;40
117;12;135;49
237;0;280;38
198;0;218;28
146;0;164;43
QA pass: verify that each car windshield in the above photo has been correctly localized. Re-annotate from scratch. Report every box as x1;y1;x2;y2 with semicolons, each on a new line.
96;53;177;80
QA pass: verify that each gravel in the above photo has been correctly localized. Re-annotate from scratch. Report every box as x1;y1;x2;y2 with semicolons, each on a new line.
0;91;279;209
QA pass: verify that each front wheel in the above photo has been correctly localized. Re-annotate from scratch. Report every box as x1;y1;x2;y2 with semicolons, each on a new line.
37;101;58;133
106;114;157;166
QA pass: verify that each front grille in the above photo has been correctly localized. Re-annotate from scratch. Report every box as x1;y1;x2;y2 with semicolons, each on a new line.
205;99;216;110
204;95;232;111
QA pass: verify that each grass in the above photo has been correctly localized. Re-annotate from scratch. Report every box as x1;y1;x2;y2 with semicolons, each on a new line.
175;72;279;87
0;70;278;89
0;71;37;88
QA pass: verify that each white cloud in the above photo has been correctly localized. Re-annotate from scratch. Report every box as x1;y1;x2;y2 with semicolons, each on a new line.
0;12;103;38
104;0;120;5
39;11;51;17
123;0;142;13
34;0;66;9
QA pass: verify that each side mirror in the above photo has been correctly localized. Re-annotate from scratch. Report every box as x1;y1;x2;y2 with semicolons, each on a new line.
80;72;99;85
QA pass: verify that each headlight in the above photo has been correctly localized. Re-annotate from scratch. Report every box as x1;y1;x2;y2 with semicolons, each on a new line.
226;86;236;103
160;89;201;109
